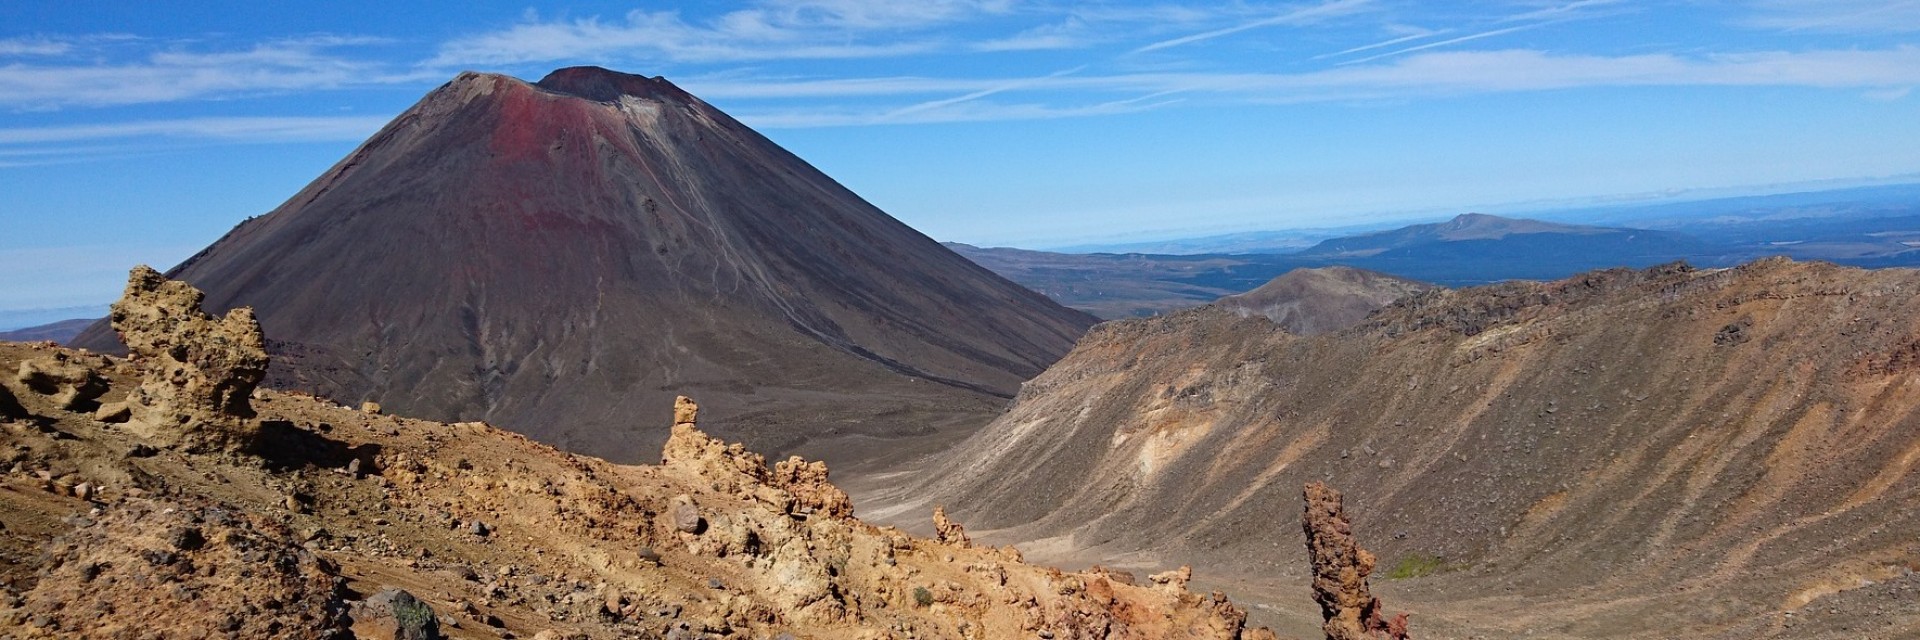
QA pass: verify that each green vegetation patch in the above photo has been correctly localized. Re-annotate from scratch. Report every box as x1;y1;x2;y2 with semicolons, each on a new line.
1384;553;1448;580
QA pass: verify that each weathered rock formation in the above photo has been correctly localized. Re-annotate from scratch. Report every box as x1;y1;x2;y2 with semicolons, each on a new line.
933;505;972;548
12;354;107;411
108;265;269;452
1304;482;1409;640
1;318;1277;639
772;455;854;519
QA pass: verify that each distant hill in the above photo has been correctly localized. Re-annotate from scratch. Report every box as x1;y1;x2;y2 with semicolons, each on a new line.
947;214;1713;319
942;243;1275;319
0;318;95;344
1215;267;1435;335
1048;227;1358;255
1296;213;1701;259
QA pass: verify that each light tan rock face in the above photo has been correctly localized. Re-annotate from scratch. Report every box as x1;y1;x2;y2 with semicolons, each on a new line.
12;354;107;411
108;265;269;452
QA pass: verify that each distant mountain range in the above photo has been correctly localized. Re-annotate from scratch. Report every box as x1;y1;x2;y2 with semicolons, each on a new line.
957;201;1920;319
0;318;92;343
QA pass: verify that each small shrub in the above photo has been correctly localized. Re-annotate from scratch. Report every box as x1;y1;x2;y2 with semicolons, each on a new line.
912;586;934;607
1384;553;1447;580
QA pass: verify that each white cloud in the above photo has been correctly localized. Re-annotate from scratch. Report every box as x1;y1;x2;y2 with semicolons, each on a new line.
0;38;425;108
429;1;1018;66
973;20;1092;52
1743;0;1920;33
1339;22;1552;64
0;37;73;56
692;47;1920;108
1133;0;1376;53
1314;27;1449;59
878;66;1087;121
682;46;1920;129
0;115;391;145
1181;47;1920;96
1499;0;1629;24
738;93;1182;128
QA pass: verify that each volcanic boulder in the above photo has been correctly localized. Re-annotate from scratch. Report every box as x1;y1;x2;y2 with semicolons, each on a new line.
109;265;269;452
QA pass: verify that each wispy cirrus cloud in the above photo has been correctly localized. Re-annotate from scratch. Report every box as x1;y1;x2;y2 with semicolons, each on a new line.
972;20;1093;52
0;115;391;145
0;37;425;108
1325;0;1631;64
1133;0;1376;53
737;92;1183;128
0;37;75;57
1742;0;1920;33
704;46;1920;127
428;0;1019;66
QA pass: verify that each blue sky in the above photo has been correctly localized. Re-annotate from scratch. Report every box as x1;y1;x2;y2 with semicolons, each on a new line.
3;0;1920;325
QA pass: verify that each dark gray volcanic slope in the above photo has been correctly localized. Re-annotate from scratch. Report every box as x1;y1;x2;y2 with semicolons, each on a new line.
74;67;1095;462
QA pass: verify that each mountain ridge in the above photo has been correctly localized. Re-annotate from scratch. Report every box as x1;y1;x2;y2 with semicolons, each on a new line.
881;257;1920;637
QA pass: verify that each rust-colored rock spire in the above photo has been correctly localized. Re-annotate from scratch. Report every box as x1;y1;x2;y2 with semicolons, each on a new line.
1303;481;1410;640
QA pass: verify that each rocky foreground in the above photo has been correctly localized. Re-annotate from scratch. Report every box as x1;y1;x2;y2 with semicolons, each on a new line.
0;268;1272;639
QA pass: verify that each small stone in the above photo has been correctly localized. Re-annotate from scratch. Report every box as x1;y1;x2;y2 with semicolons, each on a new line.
469;520;490;537
361;401;382;415
73;482;96;502
167;526;206;552
671;503;703;534
345;458;363;477
93;402;131;423
363;588;443;640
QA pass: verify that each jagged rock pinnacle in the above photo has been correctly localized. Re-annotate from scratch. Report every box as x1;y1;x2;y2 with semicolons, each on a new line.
1304;481;1410;640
